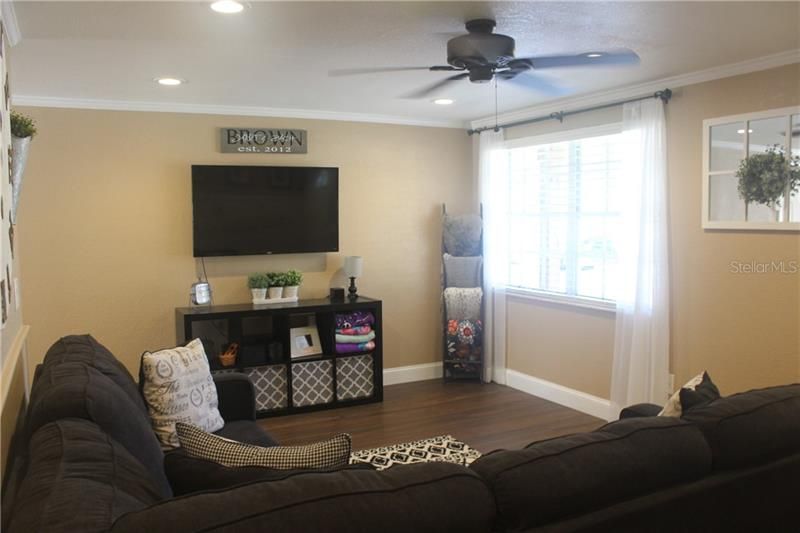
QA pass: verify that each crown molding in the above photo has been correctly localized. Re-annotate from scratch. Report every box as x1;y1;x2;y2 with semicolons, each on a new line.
1;0;21;46
470;49;800;130
10;95;467;129
11;49;797;130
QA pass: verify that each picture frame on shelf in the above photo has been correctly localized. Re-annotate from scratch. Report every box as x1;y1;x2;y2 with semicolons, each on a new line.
290;325;323;358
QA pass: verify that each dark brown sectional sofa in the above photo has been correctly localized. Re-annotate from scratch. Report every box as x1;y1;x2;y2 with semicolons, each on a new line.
3;335;799;532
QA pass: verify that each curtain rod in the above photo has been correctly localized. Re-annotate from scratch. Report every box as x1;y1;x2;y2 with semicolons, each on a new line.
467;88;673;136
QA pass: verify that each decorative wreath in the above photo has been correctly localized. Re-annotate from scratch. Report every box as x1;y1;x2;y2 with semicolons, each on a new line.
736;145;800;208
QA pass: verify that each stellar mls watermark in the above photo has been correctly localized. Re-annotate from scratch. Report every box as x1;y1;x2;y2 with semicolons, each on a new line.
729;260;799;274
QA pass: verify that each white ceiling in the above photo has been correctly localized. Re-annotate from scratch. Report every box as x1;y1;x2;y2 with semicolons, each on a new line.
10;1;800;127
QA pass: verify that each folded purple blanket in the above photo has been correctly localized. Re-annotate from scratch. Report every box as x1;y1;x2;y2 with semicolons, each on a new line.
335;341;376;354
336;311;375;330
336;326;372;336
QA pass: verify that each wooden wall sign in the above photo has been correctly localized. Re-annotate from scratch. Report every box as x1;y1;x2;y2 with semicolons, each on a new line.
220;128;307;154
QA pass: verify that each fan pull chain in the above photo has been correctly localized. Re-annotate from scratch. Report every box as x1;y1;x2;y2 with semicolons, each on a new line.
494;77;499;133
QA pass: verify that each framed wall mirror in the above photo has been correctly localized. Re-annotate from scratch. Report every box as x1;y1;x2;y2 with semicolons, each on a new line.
702;106;800;231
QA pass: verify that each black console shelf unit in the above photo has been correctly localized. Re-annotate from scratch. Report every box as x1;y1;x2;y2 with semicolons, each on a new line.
176;296;383;418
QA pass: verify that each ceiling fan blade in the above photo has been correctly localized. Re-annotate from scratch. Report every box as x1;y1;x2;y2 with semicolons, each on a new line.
516;49;640;70
329;67;436;77
404;72;469;99
500;71;569;96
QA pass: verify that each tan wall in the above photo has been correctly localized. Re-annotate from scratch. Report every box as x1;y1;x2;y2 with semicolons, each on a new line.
506;63;800;398
668;64;800;392
506;297;615;398
16;109;473;375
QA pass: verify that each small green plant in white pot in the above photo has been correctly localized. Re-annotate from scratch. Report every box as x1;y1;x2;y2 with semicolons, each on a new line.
283;270;303;299
248;273;269;301
267;272;285;299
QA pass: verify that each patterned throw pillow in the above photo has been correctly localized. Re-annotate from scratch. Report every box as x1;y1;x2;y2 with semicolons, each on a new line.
659;371;720;417
140;339;225;449
176;423;352;469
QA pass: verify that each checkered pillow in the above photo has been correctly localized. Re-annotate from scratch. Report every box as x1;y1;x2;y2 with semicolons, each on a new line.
175;423;352;469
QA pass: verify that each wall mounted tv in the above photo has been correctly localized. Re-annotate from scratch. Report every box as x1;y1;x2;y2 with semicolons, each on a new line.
192;165;339;257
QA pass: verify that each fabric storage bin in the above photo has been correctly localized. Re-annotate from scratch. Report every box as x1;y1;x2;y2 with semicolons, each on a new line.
245;365;288;412
292;360;334;407
336;354;374;401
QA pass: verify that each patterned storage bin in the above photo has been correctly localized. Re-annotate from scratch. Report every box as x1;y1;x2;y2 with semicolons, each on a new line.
292;360;334;407
336;354;374;401
245;365;288;412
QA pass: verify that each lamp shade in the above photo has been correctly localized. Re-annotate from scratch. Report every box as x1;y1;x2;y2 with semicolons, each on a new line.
343;256;363;277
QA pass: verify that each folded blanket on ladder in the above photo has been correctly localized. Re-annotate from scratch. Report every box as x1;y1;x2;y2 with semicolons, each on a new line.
336;341;376;354
335;330;376;344
336;325;372;336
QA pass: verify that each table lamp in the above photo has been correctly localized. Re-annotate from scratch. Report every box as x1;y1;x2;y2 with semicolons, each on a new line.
343;256;363;300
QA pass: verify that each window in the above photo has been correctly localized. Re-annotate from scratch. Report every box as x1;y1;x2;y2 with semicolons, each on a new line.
502;127;626;302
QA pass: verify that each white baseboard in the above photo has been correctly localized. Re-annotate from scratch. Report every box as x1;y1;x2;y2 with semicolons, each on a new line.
506;369;614;421
383;362;443;386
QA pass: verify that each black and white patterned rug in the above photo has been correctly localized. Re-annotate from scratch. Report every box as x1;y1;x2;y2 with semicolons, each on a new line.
350;435;481;470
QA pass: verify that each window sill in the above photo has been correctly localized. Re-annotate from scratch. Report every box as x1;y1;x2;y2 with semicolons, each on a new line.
504;287;617;314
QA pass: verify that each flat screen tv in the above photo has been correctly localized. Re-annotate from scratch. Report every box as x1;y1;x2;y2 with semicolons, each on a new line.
192;165;339;257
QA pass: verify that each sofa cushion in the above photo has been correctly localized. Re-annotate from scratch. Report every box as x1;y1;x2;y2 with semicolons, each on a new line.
111;462;494;533
42;335;146;414
470;416;711;531
8;419;162;533
26;362;172;498
164;452;374;496
531;452;800;533
682;383;800;470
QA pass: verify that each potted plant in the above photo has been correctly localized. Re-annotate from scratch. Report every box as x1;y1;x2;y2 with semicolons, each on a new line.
736;145;800;220
10;110;37;223
267;272;285;299
283;270;303;299
247;273;269;301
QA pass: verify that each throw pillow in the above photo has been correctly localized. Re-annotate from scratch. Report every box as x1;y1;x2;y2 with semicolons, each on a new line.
140;339;225;449
176;422;352;469
679;372;721;412
443;254;482;288
659;371;720;417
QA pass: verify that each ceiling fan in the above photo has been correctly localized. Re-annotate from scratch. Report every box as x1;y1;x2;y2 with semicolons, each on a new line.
330;19;640;99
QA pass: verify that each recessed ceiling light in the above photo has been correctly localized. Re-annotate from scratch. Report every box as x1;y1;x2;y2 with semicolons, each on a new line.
736;129;754;134
156;77;184;86
585;52;604;58
210;0;244;14
433;98;454;105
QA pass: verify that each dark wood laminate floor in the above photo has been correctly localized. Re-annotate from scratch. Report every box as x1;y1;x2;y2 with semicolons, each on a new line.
259;380;604;453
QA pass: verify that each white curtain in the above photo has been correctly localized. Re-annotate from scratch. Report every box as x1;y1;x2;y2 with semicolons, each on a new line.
478;128;508;383
610;98;670;413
